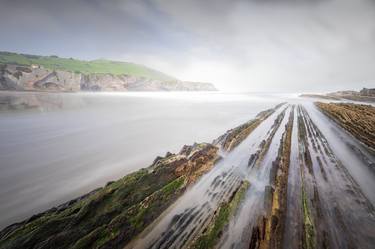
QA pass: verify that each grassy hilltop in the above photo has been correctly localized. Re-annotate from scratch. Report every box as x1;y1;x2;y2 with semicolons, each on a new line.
0;51;175;81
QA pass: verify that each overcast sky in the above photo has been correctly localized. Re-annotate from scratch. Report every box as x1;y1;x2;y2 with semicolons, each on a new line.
0;0;374;92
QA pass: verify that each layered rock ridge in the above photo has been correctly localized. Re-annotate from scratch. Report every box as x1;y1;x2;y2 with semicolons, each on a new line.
316;102;375;151
0;143;218;249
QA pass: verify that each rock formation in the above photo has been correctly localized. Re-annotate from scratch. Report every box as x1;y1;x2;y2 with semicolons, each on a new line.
300;88;375;103
214;103;286;151
248;106;294;249
0;143;218;249
359;88;375;96
0;103;284;249
316;102;375;151
2;102;373;249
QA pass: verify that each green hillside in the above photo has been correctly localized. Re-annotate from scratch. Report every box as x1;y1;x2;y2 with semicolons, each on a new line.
0;51;176;81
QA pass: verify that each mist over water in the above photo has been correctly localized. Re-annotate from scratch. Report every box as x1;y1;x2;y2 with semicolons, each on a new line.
0;91;285;229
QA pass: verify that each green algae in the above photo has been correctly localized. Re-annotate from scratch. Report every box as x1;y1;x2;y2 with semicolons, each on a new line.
0;143;217;249
302;186;315;249
193;180;250;249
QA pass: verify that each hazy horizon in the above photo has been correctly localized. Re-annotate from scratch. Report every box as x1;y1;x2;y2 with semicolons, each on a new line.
1;0;374;92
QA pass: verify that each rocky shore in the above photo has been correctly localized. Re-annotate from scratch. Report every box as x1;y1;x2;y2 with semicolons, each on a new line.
328;88;375;103
300;88;375;103
1;102;374;249
0;103;284;249
248;105;294;249
316;102;375;151
214;103;286;151
299;94;340;101
0;143;218;249
192;180;250;249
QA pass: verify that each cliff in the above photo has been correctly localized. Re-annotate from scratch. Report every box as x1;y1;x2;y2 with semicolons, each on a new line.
0;64;217;92
0;51;175;81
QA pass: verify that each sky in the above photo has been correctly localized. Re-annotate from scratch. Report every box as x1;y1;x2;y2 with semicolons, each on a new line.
0;0;374;92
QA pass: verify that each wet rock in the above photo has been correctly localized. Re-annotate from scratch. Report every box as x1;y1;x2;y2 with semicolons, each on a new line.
360;88;375;96
269;161;279;186
0;143;218;249
152;156;163;165
191;181;250;249
299;94;341;101
248;153;258;168
249;216;266;249
165;151;173;157
213;103;286;151
248;106;294;249
264;185;274;216
249;225;261;249
316;102;375;151
180;145;193;156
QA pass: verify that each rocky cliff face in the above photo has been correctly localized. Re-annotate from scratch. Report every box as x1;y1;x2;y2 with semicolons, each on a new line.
0;64;216;92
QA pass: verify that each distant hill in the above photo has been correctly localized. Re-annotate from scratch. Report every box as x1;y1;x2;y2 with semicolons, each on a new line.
0;51;216;92
0;51;175;81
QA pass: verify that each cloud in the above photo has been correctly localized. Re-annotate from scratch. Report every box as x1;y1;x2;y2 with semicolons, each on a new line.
149;0;375;91
0;0;374;92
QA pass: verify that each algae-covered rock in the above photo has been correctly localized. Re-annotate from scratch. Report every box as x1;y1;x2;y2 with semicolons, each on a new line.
191;180;250;249
0;143;218;249
214;103;285;151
